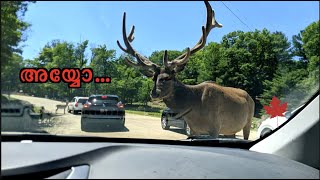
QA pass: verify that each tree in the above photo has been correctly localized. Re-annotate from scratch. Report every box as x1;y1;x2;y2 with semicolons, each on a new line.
291;31;308;63
89;45;116;94
90;45;116;76
75;40;89;68
294;21;320;107
1;1;35;69
219;29;290;95
1;53;24;95
302;21;320;61
176;50;202;85
260;21;319;114
197;42;222;83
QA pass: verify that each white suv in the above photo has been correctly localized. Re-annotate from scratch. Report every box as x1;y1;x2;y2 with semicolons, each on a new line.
257;104;304;138
67;97;88;114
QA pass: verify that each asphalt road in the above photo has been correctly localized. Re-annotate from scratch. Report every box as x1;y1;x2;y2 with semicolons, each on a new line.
9;94;258;140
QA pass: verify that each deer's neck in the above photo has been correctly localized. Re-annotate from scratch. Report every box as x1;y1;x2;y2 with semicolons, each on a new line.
163;80;195;113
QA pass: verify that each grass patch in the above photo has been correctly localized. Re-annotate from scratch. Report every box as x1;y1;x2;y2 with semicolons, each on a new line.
125;104;163;118
126;110;162;118
126;104;163;112
130;100;167;109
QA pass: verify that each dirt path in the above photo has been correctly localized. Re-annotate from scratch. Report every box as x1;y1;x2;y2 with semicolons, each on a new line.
9;94;258;140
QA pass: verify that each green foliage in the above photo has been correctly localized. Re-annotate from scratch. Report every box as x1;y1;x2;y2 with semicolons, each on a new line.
1;1;35;69
302;21;320;60
1;53;24;93
75;40;89;68
260;68;308;108
149;50;183;66
260;21;319;115
176;50;202;85
125;110;161;118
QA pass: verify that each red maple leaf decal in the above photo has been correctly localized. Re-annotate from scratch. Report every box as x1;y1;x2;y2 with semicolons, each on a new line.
264;96;288;118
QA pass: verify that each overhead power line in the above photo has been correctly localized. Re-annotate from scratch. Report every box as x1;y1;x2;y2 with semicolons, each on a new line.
220;1;253;31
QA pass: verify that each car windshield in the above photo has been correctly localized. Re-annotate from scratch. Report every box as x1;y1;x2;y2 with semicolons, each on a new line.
1;1;319;142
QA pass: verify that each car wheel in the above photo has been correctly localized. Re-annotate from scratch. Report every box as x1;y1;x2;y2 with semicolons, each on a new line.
260;128;272;138
161;115;170;130
185;122;192;136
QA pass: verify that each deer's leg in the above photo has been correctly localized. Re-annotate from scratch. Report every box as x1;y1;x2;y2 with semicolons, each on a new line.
208;119;220;138
208;112;221;139
243;98;254;140
243;117;252;140
208;129;219;139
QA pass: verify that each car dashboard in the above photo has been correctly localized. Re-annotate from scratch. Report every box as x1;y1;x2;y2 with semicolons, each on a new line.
1;135;319;179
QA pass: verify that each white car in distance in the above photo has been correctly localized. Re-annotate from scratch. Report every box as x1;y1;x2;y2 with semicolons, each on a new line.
257;104;304;138
67;97;88;114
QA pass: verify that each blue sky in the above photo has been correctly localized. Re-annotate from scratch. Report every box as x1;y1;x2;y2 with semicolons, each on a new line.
20;1;319;60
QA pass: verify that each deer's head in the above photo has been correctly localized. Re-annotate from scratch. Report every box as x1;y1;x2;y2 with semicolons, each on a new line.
117;1;222;99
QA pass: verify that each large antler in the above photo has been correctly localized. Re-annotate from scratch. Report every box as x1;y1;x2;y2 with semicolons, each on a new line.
117;1;222;76
117;12;160;77
163;1;222;72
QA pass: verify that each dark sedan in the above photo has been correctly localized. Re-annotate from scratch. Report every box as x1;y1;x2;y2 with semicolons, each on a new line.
81;95;125;131
161;108;191;136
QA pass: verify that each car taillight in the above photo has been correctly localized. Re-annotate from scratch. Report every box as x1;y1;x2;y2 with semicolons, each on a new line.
75;103;78;107
83;104;90;108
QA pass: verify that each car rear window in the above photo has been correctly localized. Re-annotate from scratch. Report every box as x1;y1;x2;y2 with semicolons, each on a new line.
88;96;119;105
78;98;88;104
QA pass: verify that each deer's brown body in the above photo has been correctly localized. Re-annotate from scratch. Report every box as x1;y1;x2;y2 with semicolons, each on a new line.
162;80;254;139
117;1;255;139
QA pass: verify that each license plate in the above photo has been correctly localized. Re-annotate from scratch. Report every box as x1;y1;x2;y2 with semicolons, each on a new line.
100;109;107;112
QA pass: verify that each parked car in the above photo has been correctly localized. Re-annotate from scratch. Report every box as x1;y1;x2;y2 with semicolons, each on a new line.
257;104;305;138
67;96;88;114
81;95;125;131
161;108;191;136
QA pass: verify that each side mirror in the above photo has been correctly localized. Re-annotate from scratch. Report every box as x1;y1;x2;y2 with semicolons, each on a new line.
284;111;292;119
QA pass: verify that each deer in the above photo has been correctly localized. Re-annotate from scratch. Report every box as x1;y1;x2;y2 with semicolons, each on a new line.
55;101;68;114
117;1;255;139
